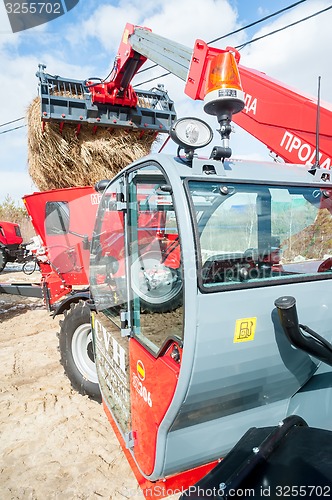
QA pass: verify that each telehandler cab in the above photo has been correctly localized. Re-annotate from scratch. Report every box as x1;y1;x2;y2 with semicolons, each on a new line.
89;113;332;496
84;24;332;497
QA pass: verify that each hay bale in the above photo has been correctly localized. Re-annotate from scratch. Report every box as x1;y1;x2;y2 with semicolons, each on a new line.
27;97;157;191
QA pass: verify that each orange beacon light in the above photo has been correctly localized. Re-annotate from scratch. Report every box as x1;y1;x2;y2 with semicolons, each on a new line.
203;49;245;118
185;41;245;121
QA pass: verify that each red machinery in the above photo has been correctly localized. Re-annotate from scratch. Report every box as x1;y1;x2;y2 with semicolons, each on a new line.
22;186;98;307
3;21;332;497
36;23;332;499
0;220;29;272
0;186;98;306
234;65;332;167
0;186;102;400
37;24;332;170
29;24;332;317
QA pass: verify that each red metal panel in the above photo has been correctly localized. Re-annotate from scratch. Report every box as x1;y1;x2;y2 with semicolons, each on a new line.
23;186;97;243
0;221;23;246
103;401;218;499
185;40;240;101
23;186;98;287
234;65;332;167
129;337;180;476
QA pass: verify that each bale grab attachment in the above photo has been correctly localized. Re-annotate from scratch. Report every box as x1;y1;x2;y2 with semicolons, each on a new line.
36;64;176;134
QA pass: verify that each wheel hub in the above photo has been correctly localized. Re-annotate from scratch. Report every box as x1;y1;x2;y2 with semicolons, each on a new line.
71;324;98;384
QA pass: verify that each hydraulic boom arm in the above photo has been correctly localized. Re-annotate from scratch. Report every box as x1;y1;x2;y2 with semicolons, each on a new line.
234;66;332;168
128;26;332;168
37;22;332;168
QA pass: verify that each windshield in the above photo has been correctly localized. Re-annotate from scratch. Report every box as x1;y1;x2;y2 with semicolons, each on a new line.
188;181;332;289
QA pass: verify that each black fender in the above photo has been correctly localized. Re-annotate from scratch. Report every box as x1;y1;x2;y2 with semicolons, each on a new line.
52;290;93;317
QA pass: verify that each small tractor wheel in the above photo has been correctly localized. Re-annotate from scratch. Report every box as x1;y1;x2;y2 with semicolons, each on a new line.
131;251;183;313
0;247;8;272
58;300;101;403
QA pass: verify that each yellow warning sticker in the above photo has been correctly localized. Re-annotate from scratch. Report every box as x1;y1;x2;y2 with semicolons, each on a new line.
137;360;145;381
234;317;257;343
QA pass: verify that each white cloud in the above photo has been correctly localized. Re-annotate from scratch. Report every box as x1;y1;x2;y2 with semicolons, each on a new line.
241;0;332;99
77;0;242;55
77;3;141;53
142;0;238;46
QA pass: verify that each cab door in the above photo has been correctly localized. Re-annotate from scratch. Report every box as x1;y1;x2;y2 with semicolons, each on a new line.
90;163;184;477
126;164;184;476
90;175;132;439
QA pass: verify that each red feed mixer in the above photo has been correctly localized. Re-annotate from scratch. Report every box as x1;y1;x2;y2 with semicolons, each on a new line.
22;186;98;306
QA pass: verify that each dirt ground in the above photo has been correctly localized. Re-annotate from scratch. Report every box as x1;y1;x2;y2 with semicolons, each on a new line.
0;266;178;500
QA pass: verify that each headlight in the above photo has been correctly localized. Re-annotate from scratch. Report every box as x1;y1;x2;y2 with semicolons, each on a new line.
170;117;213;150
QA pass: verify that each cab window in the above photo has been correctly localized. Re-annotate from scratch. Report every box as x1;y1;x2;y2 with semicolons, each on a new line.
89;178;127;328
45;201;69;235
128;165;183;354
188;181;332;289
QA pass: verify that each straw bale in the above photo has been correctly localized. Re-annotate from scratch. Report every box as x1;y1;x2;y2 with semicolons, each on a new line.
27;97;157;191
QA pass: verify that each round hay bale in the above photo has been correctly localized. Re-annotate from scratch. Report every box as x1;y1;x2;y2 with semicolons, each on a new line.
27;97;157;191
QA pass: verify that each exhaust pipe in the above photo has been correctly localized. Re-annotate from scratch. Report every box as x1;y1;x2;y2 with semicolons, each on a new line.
274;296;332;367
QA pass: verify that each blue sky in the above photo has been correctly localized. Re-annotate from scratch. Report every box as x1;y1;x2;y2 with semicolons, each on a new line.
0;0;332;204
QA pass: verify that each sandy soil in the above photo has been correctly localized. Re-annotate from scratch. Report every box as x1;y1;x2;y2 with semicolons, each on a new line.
0;266;178;500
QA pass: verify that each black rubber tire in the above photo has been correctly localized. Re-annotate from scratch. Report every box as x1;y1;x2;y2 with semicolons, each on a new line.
58;301;101;403
131;251;183;313
0;247;8;272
